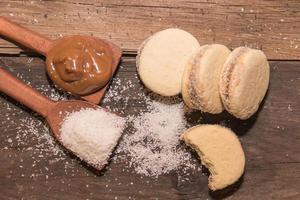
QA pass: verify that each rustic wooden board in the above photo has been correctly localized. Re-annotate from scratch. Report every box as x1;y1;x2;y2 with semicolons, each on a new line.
0;56;299;200
0;0;300;59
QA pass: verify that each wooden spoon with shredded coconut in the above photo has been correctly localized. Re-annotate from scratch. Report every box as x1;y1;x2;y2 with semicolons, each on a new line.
0;67;124;170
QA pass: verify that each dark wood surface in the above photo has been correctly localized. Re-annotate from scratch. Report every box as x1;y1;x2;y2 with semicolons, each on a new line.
0;56;299;200
0;0;300;199
0;0;300;59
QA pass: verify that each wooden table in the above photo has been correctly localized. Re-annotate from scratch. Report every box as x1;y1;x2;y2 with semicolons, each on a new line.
0;1;299;199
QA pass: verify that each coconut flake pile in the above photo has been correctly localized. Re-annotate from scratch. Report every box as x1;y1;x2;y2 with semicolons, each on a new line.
116;101;196;177
60;108;126;168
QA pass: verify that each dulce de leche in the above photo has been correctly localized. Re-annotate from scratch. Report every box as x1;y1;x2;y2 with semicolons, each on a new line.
46;36;113;95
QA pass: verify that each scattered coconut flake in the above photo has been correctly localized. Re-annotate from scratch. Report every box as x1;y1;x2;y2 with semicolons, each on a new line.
116;101;196;177
0;65;77;179
60;108;126;168
288;104;293;111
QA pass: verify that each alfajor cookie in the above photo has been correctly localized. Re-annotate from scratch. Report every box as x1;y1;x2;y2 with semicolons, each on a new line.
181;124;245;191
182;44;231;114
137;28;200;96
219;47;270;119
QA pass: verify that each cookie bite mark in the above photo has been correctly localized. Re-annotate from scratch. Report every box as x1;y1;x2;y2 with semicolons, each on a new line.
181;125;245;191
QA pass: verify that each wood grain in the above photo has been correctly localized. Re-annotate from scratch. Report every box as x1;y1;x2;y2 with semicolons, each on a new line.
0;0;299;59
0;56;299;199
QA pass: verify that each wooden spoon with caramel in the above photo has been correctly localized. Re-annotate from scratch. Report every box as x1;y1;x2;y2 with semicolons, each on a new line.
0;16;122;104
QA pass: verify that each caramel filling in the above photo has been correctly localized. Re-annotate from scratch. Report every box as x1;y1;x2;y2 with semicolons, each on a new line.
46;36;113;95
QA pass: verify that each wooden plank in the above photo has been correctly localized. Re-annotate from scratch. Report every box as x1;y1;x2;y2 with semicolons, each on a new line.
0;0;299;59
0;56;299;199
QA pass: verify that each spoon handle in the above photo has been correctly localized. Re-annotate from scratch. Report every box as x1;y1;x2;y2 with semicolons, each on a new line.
0;67;55;117
0;17;53;55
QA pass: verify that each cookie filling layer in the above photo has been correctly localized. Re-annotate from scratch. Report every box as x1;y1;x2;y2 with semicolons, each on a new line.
222;47;250;105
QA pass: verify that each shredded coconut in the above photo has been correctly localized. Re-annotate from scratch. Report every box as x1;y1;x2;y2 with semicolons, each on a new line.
0;85;70;178
116;100;197;177
60;108;126;168
101;68;198;177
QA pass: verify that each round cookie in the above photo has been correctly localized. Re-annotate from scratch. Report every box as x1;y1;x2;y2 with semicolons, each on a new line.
219;47;270;119
137;28;200;96
181;125;245;191
182;44;231;114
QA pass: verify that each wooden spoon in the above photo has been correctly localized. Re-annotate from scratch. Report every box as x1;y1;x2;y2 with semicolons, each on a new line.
0;67;112;170
0;16;122;104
